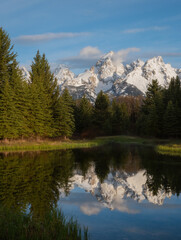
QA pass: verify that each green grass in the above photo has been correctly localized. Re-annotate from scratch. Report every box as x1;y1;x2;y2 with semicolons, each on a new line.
0;138;107;152
0;135;180;153
0;135;154;152
156;144;181;156
0;207;89;240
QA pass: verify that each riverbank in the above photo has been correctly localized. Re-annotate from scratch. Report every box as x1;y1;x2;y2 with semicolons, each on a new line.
0;138;107;152
0;136;180;155
156;144;181;156
0;135;156;152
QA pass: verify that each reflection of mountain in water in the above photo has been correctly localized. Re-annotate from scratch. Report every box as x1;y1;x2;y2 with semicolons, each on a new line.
0;145;180;218
59;164;172;208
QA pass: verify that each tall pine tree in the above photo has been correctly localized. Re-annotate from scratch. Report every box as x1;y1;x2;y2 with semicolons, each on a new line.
29;51;59;137
75;95;93;134
57;88;75;138
0;27;29;139
94;91;111;135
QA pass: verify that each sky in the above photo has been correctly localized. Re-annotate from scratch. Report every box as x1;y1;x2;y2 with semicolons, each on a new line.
1;0;181;72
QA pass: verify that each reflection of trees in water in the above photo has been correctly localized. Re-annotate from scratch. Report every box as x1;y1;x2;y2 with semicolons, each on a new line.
0;150;74;218
138;148;181;196
73;144;143;180
72;144;181;196
0;145;181;217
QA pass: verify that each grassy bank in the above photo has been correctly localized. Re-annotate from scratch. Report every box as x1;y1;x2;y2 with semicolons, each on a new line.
0;138;107;152
0;135;180;154
0;135;156;152
156;144;181;156
0;207;89;240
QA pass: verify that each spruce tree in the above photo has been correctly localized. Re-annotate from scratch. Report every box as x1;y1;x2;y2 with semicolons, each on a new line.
75;95;93;134
163;101;179;137
143;79;162;112
29;51;59;137
138;80;163;136
111;99;129;135
0;79;17;138
0;27;29;139
94;91;111;135
57;88;75;138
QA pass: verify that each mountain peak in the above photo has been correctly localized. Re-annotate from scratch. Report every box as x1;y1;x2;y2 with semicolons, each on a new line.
101;51;114;59
146;56;164;65
21;53;180;102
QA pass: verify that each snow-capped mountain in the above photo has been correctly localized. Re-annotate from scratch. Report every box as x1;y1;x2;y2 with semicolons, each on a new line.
21;53;181;101
20;66;30;81
55;53;180;100
59;164;172;210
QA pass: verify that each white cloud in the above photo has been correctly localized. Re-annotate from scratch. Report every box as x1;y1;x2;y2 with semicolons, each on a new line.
59;46;140;69
59;46;103;69
14;32;90;44
79;46;102;58
112;48;140;66
122;26;168;34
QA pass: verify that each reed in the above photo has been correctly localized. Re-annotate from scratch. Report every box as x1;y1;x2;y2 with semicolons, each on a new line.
0;207;89;240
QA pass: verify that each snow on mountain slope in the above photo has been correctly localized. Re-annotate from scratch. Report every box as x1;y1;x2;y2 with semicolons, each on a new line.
54;53;180;100
20;66;30;81
21;52;180;101
54;65;75;86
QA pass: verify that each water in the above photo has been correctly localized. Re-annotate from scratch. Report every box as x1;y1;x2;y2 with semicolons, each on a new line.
0;144;181;239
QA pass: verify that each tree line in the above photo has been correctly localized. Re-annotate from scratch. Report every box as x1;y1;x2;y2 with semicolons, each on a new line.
0;27;181;140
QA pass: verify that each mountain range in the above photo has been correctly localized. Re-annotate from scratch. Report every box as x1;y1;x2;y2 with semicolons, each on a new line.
21;52;181;101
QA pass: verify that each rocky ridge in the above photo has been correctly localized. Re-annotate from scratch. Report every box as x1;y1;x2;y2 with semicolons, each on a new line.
21;52;181;101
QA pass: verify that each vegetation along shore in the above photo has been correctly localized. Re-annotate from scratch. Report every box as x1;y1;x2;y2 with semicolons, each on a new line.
0;136;180;156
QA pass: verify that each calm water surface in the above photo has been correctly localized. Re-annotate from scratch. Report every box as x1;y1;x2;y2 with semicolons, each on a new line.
0;144;181;239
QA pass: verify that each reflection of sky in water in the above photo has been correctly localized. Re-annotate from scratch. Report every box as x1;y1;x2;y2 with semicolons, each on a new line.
59;187;181;240
1;145;181;239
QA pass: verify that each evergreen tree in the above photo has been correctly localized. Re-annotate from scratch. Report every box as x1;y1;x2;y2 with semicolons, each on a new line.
111;99;129;135
163;101;179;137
75;95;93;134
94;91;111;135
146;103;159;136
143;79;162;113
0;79;17;138
29;51;59;137
57;88;75;138
0;27;29;139
138;80;163;136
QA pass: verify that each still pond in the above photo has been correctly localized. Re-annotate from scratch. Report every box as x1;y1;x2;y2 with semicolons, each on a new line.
0;144;181;239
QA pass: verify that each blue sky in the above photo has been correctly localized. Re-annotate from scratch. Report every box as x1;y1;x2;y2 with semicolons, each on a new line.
1;0;181;71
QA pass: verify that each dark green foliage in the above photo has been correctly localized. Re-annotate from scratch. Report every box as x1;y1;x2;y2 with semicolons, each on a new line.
163;101;179;137
0;28;29;139
111;99;129;135
75;95;93;134
0;79;18;138
137;80;163;136
29;51;60;137
137;77;181;138
57;88;75;138
94;91;111;135
0;207;89;240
